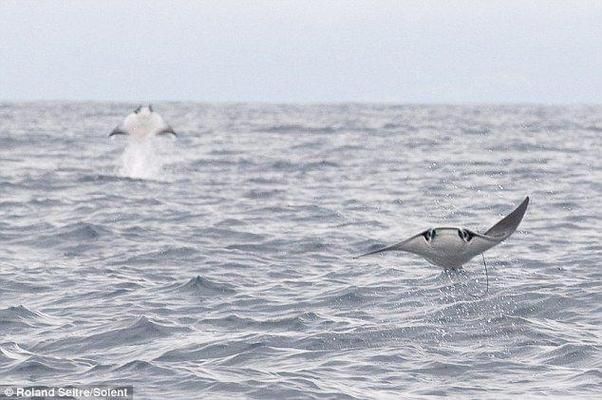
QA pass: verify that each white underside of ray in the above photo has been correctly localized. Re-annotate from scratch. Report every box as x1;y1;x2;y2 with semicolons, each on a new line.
110;106;176;139
358;197;529;269
394;228;499;269
122;112;168;139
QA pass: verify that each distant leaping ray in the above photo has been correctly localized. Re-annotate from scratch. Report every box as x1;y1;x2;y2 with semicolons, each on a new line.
109;105;177;139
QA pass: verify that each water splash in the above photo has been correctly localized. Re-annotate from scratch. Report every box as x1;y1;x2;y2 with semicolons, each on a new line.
117;137;171;180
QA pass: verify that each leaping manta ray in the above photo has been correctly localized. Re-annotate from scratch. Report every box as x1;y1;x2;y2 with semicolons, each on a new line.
356;196;529;295
109;105;176;139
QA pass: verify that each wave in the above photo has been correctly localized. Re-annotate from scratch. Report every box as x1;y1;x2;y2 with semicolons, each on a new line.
35;316;189;353
168;276;236;296
0;306;57;332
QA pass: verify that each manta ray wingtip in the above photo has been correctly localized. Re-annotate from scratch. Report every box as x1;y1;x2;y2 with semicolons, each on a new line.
109;128;127;137
482;195;530;239
517;196;530;212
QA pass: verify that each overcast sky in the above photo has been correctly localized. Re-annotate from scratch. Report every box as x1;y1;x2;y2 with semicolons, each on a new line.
1;1;602;103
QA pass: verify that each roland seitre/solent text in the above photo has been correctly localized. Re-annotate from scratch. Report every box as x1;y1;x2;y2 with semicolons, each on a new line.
12;386;131;398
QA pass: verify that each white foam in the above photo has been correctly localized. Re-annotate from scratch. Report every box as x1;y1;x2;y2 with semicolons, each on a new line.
117;136;172;180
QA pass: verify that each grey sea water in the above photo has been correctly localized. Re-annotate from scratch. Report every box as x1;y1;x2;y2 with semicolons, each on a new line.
0;102;600;399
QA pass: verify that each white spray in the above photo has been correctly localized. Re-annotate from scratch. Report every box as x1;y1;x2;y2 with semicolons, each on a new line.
117;137;165;179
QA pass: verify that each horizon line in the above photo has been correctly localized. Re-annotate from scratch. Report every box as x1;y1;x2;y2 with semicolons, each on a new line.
1;98;601;107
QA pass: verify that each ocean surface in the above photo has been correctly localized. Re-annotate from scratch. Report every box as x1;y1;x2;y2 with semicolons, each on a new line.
0;102;600;399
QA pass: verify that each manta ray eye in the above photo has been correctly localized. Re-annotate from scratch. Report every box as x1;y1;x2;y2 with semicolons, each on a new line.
424;229;435;241
458;229;473;242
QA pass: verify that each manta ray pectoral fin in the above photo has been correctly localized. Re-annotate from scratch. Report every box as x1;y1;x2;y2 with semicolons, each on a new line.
354;242;406;259
484;196;529;240
355;231;427;259
156;126;177;137
109;126;128;137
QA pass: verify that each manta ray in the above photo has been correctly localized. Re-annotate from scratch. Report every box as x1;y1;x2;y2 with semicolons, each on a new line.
109;105;176;139
357;196;529;272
